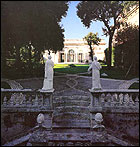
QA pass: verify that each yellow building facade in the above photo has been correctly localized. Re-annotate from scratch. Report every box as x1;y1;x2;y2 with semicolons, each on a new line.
44;39;106;64
123;5;139;26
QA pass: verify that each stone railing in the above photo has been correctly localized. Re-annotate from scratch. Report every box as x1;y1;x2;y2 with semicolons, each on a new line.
1;89;54;111
89;89;139;113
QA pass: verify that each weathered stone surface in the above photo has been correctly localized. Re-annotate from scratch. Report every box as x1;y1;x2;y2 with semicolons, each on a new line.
1;83;139;146
88;56;102;90
42;55;54;92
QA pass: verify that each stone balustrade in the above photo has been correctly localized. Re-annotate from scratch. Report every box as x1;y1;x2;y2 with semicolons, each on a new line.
1;88;139;111
89;89;139;113
1;89;54;111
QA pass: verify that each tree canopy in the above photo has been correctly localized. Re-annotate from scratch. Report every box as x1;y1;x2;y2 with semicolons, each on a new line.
76;1;139;68
84;32;101;61
114;23;139;76
1;1;69;52
1;1;69;78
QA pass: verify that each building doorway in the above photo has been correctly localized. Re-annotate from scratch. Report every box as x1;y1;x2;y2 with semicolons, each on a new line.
60;53;64;62
68;49;75;62
78;53;83;63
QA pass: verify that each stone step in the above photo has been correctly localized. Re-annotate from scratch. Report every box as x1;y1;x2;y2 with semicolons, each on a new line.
53;122;91;128
54;106;90;114
54;101;90;107
54;96;90;101
53;119;90;123
53;112;90;122
53;95;91;128
53;119;90;128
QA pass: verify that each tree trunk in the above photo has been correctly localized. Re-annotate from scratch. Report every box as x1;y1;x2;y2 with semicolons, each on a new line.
28;43;32;73
1;45;7;77
125;62;133;78
89;44;93;61
48;50;51;55
108;35;113;68
15;45;21;70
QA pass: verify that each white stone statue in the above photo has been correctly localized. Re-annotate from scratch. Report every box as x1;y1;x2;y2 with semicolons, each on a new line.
41;55;54;92
88;56;102;91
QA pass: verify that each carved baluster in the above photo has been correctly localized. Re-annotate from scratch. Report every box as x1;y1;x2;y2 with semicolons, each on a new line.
14;93;20;106
119;93;124;106
48;142;56;146
103;93;107;107
22;94;27;106
106;93;111;107
110;93;114;107
19;93;24;105
94;93;100;106
27;95;32;106
50;94;53;109
38;94;43;106
32;94;36;106
30;93;34;106
129;93;135;106
10;94;15;106
3;96;7;106
97;93;100;106
26;93;29;106
113;93;118;106
116;93;120;106
40;94;44;106
124;94;129;106
135;94;139;107
43;93;49;107
56;142;65;146
75;142;83;146
34;94;39;106
90;94;94;108
101;93;105;107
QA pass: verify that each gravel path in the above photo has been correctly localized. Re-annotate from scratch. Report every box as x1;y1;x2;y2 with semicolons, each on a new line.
2;76;139;95
118;78;139;89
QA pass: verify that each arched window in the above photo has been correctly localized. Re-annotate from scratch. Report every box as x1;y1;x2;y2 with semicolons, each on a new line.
68;49;75;62
68;49;74;54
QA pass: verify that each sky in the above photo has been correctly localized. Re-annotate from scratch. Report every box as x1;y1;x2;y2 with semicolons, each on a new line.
60;1;109;48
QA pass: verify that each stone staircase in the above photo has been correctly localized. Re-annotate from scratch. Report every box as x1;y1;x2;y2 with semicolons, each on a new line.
52;95;91;129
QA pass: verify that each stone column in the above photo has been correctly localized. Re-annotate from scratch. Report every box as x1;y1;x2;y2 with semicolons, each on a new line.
65;48;68;63
38;91;54;129
83;53;86;63
65;53;67;63
89;90;103;128
75;48;78;63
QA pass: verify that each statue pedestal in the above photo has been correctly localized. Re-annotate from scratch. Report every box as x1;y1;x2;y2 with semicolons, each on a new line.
39;88;55;93
89;88;102;92
37;89;54;129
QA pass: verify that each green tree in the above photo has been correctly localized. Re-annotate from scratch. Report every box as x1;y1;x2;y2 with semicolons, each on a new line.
84;32;101;61
114;23;139;77
1;1;69;77
76;1;139;68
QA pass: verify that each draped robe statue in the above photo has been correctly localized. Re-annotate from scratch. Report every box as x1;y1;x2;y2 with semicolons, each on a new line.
42;55;54;92
88;56;102;90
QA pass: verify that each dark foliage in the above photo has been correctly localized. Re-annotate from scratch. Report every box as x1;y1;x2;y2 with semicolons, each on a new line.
1;1;69;79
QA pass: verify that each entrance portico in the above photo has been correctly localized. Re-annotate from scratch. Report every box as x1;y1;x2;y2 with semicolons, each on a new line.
44;39;106;64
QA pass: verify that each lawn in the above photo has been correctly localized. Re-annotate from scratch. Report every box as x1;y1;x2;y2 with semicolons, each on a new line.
54;64;89;74
54;64;138;80
128;83;139;89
